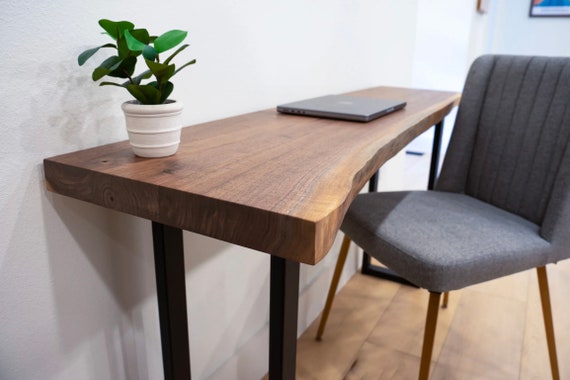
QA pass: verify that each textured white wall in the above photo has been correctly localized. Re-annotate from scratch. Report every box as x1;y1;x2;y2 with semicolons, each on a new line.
488;0;570;57
380;0;490;188
1;1;421;380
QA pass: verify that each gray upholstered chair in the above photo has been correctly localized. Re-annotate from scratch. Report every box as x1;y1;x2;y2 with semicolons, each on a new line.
316;55;570;380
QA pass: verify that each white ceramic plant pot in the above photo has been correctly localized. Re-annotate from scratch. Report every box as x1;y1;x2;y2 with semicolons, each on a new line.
121;100;184;158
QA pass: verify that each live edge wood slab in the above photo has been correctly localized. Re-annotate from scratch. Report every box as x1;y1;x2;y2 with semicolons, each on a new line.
44;87;460;265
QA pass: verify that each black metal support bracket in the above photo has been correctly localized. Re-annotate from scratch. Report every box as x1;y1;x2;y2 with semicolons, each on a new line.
360;250;418;286
152;222;192;380
360;121;445;286
269;256;300;380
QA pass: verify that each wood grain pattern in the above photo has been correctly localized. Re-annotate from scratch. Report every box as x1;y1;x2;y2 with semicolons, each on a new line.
44;87;460;264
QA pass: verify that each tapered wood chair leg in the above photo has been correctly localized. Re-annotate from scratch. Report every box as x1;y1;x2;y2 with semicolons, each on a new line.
537;266;560;380
316;235;351;340
441;292;449;308
419;292;441;380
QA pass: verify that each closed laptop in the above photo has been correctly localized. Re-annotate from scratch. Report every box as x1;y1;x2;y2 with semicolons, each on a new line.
277;94;406;122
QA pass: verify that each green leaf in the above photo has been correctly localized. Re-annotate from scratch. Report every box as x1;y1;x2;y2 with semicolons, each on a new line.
145;59;176;83
145;59;169;74
154;30;187;53
99;81;125;87
92;56;122;81
163;44;188;65
142;45;158;61
159;81;174;103
174;59;196;75
131;69;153;85
78;43;115;66
126;84;162;104
124;29;147;51
116;35;130;58
99;19;134;40
108;56;137;78
129;29;151;45
145;81;174;104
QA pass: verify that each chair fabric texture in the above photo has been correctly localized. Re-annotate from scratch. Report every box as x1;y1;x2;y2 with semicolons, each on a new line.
341;54;570;292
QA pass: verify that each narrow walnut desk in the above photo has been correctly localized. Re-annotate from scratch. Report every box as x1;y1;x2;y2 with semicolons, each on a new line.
44;86;460;380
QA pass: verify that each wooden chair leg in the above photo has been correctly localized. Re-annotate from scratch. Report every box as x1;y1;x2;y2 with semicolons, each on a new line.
316;235;351;340
441;292;449;308
537;266;560;380
419;292;441;380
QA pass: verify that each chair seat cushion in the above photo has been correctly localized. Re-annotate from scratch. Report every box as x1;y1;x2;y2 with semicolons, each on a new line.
341;191;553;292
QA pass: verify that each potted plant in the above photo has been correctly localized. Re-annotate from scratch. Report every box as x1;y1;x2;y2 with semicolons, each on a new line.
78;19;196;157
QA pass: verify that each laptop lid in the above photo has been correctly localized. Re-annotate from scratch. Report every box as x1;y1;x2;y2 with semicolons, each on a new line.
276;94;406;122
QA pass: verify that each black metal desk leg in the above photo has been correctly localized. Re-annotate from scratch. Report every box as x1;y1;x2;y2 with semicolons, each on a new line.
152;222;192;380
428;121;444;190
269;256;300;380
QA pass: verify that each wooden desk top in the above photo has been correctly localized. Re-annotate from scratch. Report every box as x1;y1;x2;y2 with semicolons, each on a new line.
44;87;460;264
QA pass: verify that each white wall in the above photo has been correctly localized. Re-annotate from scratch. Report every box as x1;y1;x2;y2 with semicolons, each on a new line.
1;1;420;380
488;0;570;57
380;0;491;190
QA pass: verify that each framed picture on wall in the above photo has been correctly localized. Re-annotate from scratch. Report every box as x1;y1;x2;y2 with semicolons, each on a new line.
529;0;570;17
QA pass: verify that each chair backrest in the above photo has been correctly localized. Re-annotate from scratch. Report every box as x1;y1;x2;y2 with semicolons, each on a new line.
437;55;570;238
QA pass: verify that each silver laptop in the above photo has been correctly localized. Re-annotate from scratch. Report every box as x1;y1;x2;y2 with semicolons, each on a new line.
277;94;406;122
